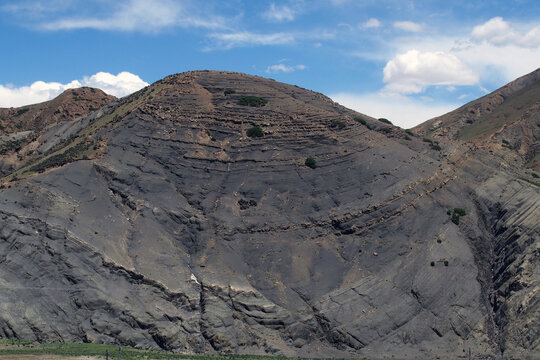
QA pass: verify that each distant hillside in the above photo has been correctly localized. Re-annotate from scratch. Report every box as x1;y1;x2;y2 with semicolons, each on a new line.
414;68;540;171
0;87;116;134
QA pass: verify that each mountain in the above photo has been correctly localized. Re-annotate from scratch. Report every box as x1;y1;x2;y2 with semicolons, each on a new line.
414;68;540;171
0;87;116;134
0;87;116;178
0;71;538;360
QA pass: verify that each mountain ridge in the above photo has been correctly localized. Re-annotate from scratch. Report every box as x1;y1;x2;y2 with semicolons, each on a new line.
414;67;540;172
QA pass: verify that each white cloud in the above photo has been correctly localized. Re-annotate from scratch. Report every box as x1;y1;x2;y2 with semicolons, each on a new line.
82;72;149;97
330;92;458;129
208;31;295;49
0;71;148;107
383;50;478;94
393;21;423;32
361;18;380;29
471;17;540;48
0;80;81;108
263;3;295;22
38;0;226;32
266;64;306;73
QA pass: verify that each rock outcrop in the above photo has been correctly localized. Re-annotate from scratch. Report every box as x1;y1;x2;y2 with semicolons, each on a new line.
0;71;537;359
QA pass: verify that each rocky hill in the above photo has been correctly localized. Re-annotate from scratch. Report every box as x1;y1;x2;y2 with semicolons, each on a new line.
0;71;537;360
0;88;116;178
414;68;540;172
0;87;116;134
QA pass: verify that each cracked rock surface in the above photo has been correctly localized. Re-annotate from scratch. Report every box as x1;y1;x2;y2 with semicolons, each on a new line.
0;71;538;359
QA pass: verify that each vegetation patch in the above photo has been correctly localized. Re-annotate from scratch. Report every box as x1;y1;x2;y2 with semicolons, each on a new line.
0;340;310;360
15;108;29;117
405;129;415;136
404;135;412;141
224;88;236;95
305;157;317;169
0;138;24;155
379;127;392;134
238;95;268;107
518;177;540;187
423;138;441;150
238;199;257;210
502;139;513;149
28;140;96;173
449;207;467;225
354;117;371;129
330;119;346;129
378;118;392;125
246;125;264;138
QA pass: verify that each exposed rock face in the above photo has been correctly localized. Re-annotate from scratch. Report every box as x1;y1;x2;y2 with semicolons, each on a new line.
0;71;538;359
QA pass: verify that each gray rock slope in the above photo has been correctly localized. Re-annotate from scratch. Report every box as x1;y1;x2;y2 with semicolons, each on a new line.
0;71;537;359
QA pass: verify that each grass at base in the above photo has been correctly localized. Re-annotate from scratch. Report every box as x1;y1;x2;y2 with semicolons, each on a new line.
0;340;360;360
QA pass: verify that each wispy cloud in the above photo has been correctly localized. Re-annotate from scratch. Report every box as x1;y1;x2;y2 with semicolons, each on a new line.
207;29;333;50
393;21;423;32
361;18;381;29
263;3;296;22
266;64;306;74
471;17;540;48
6;0;227;32
0;71;148;107
208;32;295;50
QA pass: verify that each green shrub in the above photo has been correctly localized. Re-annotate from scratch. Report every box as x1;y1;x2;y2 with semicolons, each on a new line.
29;141;94;173
378;118;392;125
238;96;268;107
330;119;346;129
430;261;435;267
451;212;460;225
305;157;317;169
430;143;442;151
453;208;466;216
380;127;392;133
246;125;264;138
404;135;412;141
502;139;510;145
405;129;414;136
532;173;540;179
354;117;367;125
444;260;449;266
0;139;23;154
423;138;433;144
224;89;235;95
354;117;371;129
15;108;29;117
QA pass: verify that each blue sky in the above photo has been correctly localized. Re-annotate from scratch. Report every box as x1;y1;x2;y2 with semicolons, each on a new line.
1;0;539;128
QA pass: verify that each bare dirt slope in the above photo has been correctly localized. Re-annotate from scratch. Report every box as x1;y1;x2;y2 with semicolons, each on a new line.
0;71;537;359
414;68;540;172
